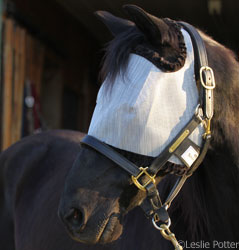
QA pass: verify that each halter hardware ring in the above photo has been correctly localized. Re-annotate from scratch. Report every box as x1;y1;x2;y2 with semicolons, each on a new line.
195;104;204;122
152;216;171;231
131;167;156;191
200;66;216;90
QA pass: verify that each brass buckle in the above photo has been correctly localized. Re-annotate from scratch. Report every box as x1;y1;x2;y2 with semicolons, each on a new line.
131;167;156;191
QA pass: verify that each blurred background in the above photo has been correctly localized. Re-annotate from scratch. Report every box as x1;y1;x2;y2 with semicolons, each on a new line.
0;0;238;150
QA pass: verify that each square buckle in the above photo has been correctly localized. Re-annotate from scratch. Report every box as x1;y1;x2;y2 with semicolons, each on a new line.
200;66;215;90
131;167;156;191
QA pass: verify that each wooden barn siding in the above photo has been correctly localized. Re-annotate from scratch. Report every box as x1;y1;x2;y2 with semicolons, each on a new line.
11;0;101;132
1;0;101;150
1;17;45;150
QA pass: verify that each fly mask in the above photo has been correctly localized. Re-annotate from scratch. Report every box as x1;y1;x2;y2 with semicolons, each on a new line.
88;28;204;165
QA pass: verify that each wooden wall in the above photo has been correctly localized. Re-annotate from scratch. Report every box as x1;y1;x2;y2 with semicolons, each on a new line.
1;17;45;150
0;0;101;150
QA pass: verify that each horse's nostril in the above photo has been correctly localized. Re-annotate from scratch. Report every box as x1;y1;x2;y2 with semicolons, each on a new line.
64;208;85;232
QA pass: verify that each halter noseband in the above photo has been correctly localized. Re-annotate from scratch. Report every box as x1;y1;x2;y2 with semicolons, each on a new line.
81;22;215;250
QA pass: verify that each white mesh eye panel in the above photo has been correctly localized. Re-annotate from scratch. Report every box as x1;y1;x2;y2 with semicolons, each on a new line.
88;29;204;164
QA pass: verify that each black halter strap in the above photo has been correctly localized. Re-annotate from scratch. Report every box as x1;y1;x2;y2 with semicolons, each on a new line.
179;22;215;121
81;135;141;177
81;22;215;226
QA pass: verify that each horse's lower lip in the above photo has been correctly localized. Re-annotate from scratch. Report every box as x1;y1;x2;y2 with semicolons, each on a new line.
98;213;121;243
98;217;114;243
65;214;120;244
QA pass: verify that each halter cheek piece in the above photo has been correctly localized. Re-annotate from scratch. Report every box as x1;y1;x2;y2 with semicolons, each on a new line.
81;22;215;250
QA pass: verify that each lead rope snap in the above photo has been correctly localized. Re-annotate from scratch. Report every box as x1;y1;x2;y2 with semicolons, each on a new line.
152;217;183;250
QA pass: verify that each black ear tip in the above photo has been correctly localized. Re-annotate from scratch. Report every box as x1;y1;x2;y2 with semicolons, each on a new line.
94;10;106;18
122;4;133;9
94;9;135;37
123;4;144;13
122;5;150;22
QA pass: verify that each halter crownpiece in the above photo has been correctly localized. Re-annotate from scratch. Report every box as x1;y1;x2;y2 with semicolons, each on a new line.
81;21;215;250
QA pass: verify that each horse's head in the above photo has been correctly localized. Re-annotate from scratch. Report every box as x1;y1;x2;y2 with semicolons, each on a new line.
58;5;239;245
58;144;153;244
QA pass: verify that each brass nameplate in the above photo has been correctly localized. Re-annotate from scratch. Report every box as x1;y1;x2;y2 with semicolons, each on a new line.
169;129;190;153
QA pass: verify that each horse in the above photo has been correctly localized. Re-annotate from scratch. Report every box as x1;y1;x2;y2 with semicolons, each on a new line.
1;4;239;250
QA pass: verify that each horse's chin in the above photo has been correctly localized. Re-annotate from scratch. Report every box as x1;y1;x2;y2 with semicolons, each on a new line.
67;213;123;245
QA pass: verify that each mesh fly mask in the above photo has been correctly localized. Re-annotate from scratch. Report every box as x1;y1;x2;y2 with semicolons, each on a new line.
88;28;204;165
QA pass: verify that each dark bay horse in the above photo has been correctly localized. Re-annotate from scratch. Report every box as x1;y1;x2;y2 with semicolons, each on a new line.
1;5;239;250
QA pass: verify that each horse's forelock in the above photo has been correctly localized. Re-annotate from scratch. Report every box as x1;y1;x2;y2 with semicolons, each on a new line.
100;27;144;85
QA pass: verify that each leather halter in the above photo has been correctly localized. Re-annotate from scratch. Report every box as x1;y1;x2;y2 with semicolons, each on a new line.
81;21;215;246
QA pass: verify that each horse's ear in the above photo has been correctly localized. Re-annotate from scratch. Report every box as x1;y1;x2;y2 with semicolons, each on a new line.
123;5;169;46
95;11;135;36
